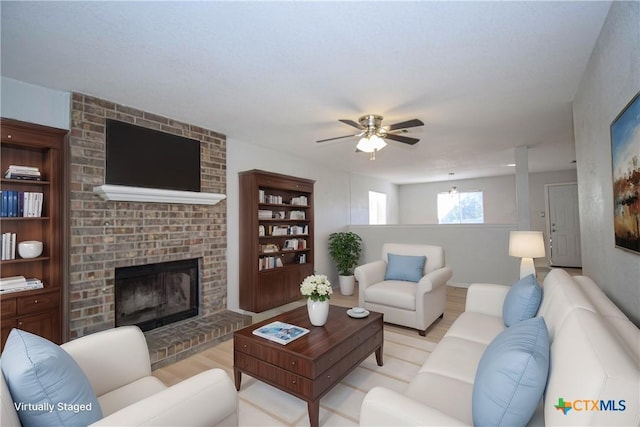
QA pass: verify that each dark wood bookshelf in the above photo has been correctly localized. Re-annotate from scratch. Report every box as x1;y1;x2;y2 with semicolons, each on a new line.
239;170;315;312
1;118;66;350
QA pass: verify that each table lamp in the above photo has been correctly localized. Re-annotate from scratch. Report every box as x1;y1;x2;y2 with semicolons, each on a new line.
509;231;545;278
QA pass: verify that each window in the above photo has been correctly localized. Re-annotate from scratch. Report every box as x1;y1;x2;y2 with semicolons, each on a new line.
369;191;387;225
437;191;484;224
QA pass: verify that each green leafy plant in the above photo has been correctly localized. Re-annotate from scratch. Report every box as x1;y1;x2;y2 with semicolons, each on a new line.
328;231;363;276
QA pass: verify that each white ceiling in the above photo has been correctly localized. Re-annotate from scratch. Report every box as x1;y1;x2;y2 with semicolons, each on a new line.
1;1;611;184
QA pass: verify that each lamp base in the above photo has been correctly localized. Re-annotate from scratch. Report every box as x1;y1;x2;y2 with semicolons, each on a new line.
519;258;536;279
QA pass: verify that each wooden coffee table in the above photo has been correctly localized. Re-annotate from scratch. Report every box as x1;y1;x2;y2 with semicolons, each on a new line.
233;304;383;427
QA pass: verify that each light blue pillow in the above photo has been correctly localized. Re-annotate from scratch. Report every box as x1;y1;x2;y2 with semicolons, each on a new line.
384;253;427;282
503;274;542;326
1;329;103;427
472;317;550;427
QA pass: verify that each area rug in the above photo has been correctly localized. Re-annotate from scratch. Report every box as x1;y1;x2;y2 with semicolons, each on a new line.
237;330;436;426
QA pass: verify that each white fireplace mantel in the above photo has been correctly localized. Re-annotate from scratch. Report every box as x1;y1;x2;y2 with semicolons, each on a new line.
93;185;226;205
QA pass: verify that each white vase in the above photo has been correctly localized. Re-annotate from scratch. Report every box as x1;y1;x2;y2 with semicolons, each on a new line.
307;299;329;326
338;275;355;296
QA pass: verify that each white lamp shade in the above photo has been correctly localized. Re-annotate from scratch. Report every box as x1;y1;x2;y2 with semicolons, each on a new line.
509;231;545;258
356;134;387;153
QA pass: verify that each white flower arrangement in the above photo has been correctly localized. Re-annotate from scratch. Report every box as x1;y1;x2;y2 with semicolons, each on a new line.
300;274;333;302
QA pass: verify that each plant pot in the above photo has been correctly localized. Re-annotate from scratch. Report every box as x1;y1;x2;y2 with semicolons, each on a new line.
307;299;329;326
338;275;355;296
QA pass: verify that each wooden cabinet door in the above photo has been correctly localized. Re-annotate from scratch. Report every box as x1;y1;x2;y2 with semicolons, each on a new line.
285;265;314;302
17;311;60;344
257;270;286;312
1;318;17;350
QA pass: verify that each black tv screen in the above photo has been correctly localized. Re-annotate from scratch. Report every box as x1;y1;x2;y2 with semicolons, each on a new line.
105;119;201;192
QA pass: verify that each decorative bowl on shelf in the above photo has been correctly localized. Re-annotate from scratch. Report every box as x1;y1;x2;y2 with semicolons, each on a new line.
18;241;43;259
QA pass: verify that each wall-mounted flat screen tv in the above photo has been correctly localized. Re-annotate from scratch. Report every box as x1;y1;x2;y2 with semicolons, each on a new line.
106;119;201;192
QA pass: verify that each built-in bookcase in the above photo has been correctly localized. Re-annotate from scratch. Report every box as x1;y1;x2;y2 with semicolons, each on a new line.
239;170;314;312
0;118;66;350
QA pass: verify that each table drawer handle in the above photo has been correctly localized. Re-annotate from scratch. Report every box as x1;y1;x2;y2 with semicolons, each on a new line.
291;361;296;366
291;379;296;384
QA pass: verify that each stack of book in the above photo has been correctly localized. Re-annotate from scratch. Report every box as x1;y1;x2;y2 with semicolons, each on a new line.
291;195;308;206
1;233;16;260
0;191;44;217
5;165;41;181
0;276;44;294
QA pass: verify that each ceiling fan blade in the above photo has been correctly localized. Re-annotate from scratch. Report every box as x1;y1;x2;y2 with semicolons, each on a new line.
384;133;420;145
316;134;358;143
339;119;365;130
386;119;424;131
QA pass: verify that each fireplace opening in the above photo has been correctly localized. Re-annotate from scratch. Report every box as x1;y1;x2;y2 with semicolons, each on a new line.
115;258;199;332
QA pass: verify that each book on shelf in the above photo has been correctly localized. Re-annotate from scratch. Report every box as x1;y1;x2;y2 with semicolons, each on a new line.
5;165;41;180
0;276;44;293
283;238;306;250
260;243;279;253
290;195;308;206
1;233;16;260
0;191;44;217
252;321;310;345
289;210;305;220
258;209;273;219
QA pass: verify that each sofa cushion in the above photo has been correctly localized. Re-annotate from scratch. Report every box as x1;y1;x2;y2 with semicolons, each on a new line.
503;274;542;326
0;329;103;427
472;317;550;427
97;376;167;416
365;281;416;310
420;336;488;384
384;253;426;282
444;311;505;345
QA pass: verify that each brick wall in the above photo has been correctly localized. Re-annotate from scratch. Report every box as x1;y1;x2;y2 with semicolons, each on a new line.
69;93;227;340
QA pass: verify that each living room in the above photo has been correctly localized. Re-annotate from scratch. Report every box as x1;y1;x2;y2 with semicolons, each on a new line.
1;1;638;426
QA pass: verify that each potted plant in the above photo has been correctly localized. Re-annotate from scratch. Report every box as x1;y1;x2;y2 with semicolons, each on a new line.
328;231;363;295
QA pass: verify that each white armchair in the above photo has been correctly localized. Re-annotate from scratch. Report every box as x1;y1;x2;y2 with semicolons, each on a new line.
354;243;453;336
1;326;238;426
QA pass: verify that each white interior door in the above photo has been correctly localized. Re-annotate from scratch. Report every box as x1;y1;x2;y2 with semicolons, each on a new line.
546;183;582;267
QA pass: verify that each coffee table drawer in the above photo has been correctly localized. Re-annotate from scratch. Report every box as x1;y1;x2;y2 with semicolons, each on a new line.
234;335;312;376
312;329;383;394
235;352;313;397
314;320;382;375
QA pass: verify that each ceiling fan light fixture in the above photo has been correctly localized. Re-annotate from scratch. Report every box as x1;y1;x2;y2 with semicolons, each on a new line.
356;134;387;153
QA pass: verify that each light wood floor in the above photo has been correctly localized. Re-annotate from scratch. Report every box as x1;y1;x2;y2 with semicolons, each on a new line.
153;285;467;386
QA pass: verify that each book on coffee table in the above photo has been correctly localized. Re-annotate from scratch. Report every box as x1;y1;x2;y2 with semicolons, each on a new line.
252;321;310;345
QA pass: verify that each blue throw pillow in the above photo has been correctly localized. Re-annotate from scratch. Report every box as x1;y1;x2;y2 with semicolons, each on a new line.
1;329;103;427
472;317;550;427
503;274;542;327
384;253;427;282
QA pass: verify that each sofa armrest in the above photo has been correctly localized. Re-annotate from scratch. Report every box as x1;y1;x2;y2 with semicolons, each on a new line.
90;369;238;427
464;283;510;317
360;387;469;426
62;326;151;397
417;266;453;294
355;260;387;305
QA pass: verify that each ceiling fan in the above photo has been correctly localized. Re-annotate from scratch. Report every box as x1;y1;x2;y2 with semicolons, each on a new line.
316;114;424;160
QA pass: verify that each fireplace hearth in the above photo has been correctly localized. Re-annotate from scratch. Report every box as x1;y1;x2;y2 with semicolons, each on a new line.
115;259;199;332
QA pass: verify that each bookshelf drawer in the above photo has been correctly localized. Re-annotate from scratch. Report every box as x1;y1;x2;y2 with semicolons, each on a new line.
1;298;17;317
17;289;59;315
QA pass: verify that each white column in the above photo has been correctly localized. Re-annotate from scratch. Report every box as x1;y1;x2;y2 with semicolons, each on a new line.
515;146;530;230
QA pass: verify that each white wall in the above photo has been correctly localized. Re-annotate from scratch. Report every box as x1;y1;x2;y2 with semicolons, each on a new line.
349;224;520;286
1;77;70;129
227;139;352;311
398;175;517;224
573;1;640;326
349;173;399;224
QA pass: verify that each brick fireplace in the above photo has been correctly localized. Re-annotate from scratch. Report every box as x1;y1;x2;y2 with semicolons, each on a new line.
69;94;249;367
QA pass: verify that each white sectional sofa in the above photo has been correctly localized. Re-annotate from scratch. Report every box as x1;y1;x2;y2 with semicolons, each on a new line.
1;326;238;426
360;268;640;426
